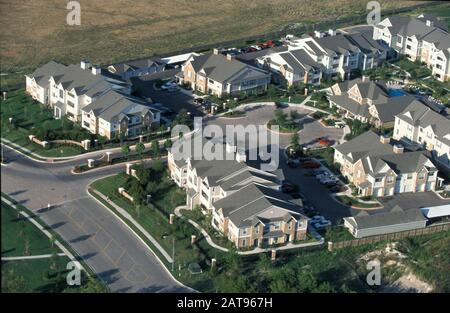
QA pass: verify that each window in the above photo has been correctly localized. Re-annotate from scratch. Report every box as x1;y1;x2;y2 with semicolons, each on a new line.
407;174;413;179
255;227;259;234
242;239;246;246
59;90;64;98
387;177;394;183
67;101;75;108
242;228;248;235
406;45;412;50
272;222;280;230
375;178;383;183
83;121;90;128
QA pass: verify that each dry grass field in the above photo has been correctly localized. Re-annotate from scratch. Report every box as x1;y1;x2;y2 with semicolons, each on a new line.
0;0;429;85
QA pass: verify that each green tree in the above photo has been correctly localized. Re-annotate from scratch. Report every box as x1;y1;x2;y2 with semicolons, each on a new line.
150;140;159;158
135;142;145;160
121;143;130;160
267;84;277;100
290;132;301;154
164;139;173;150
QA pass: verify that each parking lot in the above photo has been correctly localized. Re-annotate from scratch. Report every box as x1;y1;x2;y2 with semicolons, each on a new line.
131;72;203;116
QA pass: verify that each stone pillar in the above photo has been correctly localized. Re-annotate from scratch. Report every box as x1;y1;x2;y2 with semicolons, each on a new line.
139;134;144;143
106;151;112;163
191;235;196;245
2;91;6;100
211;106;215;115
118;187;125;195
222;102;227;111
327;241;333;252
131;168;137;179
8;117;13;124
94;139;98;147
42;141;49;149
271;249;276;262
87;158;95;168
169;213;175;225
28;135;35;142
211;258;216;269
83;139;91;151
304;88;308;96
125;163;133;175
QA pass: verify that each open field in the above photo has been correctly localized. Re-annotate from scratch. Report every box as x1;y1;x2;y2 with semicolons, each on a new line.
0;0;429;89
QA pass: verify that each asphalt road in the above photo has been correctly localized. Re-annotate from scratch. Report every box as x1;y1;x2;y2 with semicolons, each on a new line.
1;145;191;293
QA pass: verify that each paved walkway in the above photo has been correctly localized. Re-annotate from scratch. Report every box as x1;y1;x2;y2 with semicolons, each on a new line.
90;189;173;263
2;253;66;261
174;206;324;255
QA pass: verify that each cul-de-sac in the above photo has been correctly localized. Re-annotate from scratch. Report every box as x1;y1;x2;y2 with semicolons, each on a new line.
1;0;449;294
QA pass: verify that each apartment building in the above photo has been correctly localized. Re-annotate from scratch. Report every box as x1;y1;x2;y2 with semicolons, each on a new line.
329;77;419;128
287;30;388;80
80;90;160;140
393;100;450;169
176;49;271;97
334;131;439;197
256;48;323;86
373;14;450;82
167;136;308;249
26;60;130;122
106;58;166;79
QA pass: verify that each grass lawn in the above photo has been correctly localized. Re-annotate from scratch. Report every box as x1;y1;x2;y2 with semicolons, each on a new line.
1;201;60;257
392;58;432;79
2;256;71;293
1;89;90;157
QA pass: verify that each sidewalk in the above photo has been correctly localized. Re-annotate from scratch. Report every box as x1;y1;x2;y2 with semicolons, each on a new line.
2;253;66;261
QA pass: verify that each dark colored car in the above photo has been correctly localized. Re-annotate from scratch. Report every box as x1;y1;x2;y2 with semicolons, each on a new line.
281;183;295;193
302;160;321;168
193;98;205;105
286;159;299;168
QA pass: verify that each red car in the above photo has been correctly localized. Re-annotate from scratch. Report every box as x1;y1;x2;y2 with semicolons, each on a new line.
318;137;332;146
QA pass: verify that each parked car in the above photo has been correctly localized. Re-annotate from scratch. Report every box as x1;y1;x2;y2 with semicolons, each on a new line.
281;182;295;193
317;137;332;146
286;159;299;168
334;122;345;128
290;192;306;201
302;160;321;169
161;81;177;90
193;98;205;105
329;184;345;193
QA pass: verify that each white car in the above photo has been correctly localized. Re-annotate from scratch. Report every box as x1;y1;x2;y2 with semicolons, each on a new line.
320;177;339;185
161;81;177;90
316;172;331;180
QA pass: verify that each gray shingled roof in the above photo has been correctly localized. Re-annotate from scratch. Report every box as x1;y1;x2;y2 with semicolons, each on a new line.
27;60;67;86
189;53;270;84
82;90;159;122
397;100;450;146
335;130;436;176
345;207;426;230
108;58;165;75
372;95;418;123
213;183;304;227
382;15;448;40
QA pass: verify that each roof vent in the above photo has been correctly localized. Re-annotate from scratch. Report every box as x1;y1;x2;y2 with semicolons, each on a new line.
328;29;336;36
393;144;404;154
426;20;434;27
213;48;220;55
362;75;370;82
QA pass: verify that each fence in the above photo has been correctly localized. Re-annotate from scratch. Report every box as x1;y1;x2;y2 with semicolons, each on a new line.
328;222;450;251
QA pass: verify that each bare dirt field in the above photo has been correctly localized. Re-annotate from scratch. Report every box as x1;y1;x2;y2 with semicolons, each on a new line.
0;0;424;75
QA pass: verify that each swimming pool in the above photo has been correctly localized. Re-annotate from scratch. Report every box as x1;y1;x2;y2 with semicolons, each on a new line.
389;89;406;97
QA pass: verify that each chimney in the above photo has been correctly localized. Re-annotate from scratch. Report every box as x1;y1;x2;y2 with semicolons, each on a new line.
213;48;220;55
80;60;91;70
393;144;404;154
314;30;323;38
362;75;370;82
91;66;101;75
380;135;390;144
426;20;434;27
226;53;236;61
328;29;336;36
235;148;246;163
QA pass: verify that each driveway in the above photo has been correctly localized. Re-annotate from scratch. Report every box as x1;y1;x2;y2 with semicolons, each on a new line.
379;192;450;211
297;115;344;148
1;145;191;293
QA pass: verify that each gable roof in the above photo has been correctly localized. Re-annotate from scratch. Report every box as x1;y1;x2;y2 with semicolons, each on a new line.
344;207;426;230
187;53;269;84
108;58;165;75
213;183;304;227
